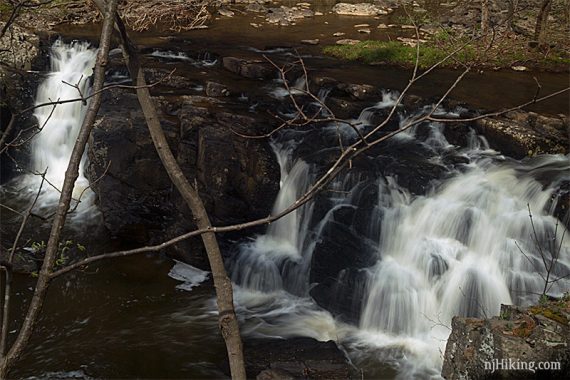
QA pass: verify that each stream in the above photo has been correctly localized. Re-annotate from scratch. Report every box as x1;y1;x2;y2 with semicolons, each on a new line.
1;5;570;380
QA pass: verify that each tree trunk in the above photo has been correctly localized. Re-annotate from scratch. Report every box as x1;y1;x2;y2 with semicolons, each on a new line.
506;0;519;31
0;1;119;378
534;0;552;47
90;2;247;379
481;0;490;36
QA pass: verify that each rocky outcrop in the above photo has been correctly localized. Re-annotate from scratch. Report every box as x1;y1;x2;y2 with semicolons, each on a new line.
442;109;569;159
0;23;40;71
223;56;276;80
87;90;279;253
244;337;351;379
332;3;392;16
442;300;570;380
266;6;314;26
87;90;177;243
474;111;569;159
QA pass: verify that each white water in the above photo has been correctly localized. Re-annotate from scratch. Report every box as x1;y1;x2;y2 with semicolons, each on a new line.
223;102;570;378
19;40;98;219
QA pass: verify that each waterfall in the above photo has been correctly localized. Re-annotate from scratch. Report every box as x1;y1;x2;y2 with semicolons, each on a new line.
221;97;570;377
22;40;98;218
122;66;567;377
230;147;315;295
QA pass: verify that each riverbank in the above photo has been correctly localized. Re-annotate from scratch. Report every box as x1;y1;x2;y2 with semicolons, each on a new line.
2;1;569;73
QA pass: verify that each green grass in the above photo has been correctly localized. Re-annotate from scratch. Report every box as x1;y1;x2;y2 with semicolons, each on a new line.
323;40;476;68
323;37;569;70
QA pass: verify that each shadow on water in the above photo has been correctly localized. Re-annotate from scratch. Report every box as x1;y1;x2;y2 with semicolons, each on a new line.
10;256;226;379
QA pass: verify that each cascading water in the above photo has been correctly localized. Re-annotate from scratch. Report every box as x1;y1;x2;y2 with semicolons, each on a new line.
11;40;98;219
230;146;314;295
223;91;570;378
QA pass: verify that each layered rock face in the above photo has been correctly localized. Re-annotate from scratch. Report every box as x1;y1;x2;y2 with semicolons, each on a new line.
87;89;279;261
442;300;570;380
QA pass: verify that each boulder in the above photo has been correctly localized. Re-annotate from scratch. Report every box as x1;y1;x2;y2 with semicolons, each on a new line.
310;206;377;285
332;3;391;16
301;39;320;45
310;268;369;324
475;111;569;159
0;23;39;71
205;81;230;97
336;83;378;100
244;337;351;379
223;57;276;80
218;8;235;17
266;6;314;26
309;192;378;323
335;39;360;45
442;300;570;379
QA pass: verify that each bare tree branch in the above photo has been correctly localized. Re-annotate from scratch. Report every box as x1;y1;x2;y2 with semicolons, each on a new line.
0;1;119;377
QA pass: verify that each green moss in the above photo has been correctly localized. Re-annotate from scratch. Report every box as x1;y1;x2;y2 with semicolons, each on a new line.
0;3;13;14
530;306;569;325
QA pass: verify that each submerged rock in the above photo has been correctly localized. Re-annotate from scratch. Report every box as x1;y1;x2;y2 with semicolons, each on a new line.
244;337;351;379
442;300;570;380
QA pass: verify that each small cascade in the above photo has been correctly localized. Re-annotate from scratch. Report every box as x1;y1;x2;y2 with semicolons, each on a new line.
15;40;98;219
230;147;315;295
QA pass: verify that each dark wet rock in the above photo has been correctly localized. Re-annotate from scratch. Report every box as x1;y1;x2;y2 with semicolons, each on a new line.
309;178;380;323
551;181;570;230
442;300;570;380
332;3;392;16
0;67;40;183
206;81;230;97
223;56;276;80
375;140;447;195
180;105;280;223
87;89;279;248
311;268;369;324
0;247;41;274
143;68;198;90
474;111;569;159
310;207;376;285
87;90;177;242
325;97;366;119
442;122;475;148
244;337;351;380
336;83;378;100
